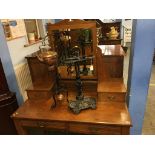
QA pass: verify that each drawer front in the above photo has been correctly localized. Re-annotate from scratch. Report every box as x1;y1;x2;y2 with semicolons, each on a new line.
27;91;52;100
69;123;121;135
98;92;126;102
21;120;66;130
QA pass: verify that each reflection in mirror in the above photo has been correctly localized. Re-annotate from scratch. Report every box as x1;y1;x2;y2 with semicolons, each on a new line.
51;28;94;77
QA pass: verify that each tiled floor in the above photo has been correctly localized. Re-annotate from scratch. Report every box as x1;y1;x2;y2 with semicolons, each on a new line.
142;64;155;134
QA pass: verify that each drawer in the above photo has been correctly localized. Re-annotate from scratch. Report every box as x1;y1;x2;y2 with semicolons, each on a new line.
21;120;66;130
26;91;52;100
69;123;121;135
98;92;126;102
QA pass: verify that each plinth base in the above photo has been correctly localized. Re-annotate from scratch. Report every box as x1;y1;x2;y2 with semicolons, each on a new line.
68;97;96;114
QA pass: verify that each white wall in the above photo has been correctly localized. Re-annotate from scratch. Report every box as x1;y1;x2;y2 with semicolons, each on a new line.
6;19;50;67
7;19;56;67
122;19;133;29
6;19;59;67
7;36;42;66
121;19;133;45
0;22;23;104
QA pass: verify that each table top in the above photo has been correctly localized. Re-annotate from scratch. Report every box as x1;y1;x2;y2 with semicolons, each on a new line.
98;45;125;56
98;80;126;93
12;98;131;127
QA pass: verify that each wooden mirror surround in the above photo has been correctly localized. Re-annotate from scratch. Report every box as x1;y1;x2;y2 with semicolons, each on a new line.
46;19;97;80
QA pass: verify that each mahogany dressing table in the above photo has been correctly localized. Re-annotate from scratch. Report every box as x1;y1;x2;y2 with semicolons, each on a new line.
12;97;131;135
12;20;131;135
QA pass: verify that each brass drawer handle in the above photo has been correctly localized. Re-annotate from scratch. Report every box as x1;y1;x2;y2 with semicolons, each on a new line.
107;96;115;100
37;122;47;128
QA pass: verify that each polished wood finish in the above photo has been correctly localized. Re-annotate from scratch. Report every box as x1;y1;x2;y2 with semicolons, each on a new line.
98;80;126;102
98;45;125;56
98;92;126;102
0;59;9;94
26;88;54;100
0;92;18;134
13;44;130;135
97;45;126;102
97;45;124;81
96;44;127;115
25;52;55;84
13;21;131;134
0;58;18;134
12;99;131;135
25;53;56;100
97;80;126;93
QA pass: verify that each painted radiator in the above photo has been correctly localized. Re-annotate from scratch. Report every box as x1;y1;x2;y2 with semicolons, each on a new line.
14;63;32;101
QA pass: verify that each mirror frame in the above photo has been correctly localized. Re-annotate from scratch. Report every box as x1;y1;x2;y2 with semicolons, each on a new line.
47;19;97;80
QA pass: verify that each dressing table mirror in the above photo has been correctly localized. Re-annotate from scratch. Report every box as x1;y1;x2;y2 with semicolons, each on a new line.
47;19;97;80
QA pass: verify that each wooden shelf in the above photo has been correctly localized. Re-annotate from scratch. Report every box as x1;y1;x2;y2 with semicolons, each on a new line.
6;36;25;41
26;80;54;91
24;39;42;47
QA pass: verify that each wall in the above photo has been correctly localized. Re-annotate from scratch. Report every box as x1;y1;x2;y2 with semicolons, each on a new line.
0;19;47;104
127;19;155;134
122;19;133;29
7;36;42;66
42;19;55;35
7;19;56;67
121;19;133;44
6;19;46;66
0;22;23;104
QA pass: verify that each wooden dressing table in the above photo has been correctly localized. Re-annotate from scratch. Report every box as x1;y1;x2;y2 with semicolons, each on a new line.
12;20;131;135
12;98;131;135
12;45;131;135
12;44;131;135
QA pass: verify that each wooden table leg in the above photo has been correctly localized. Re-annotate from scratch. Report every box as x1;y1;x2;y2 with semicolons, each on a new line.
121;126;130;135
13;120;28;135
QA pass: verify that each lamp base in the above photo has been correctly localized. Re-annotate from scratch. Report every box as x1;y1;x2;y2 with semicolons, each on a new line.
69;97;96;114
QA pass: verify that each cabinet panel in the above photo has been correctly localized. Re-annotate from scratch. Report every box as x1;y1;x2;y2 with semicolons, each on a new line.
103;57;124;79
98;92;126;102
21;120;66;130
0;59;9;94
0;93;18;134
